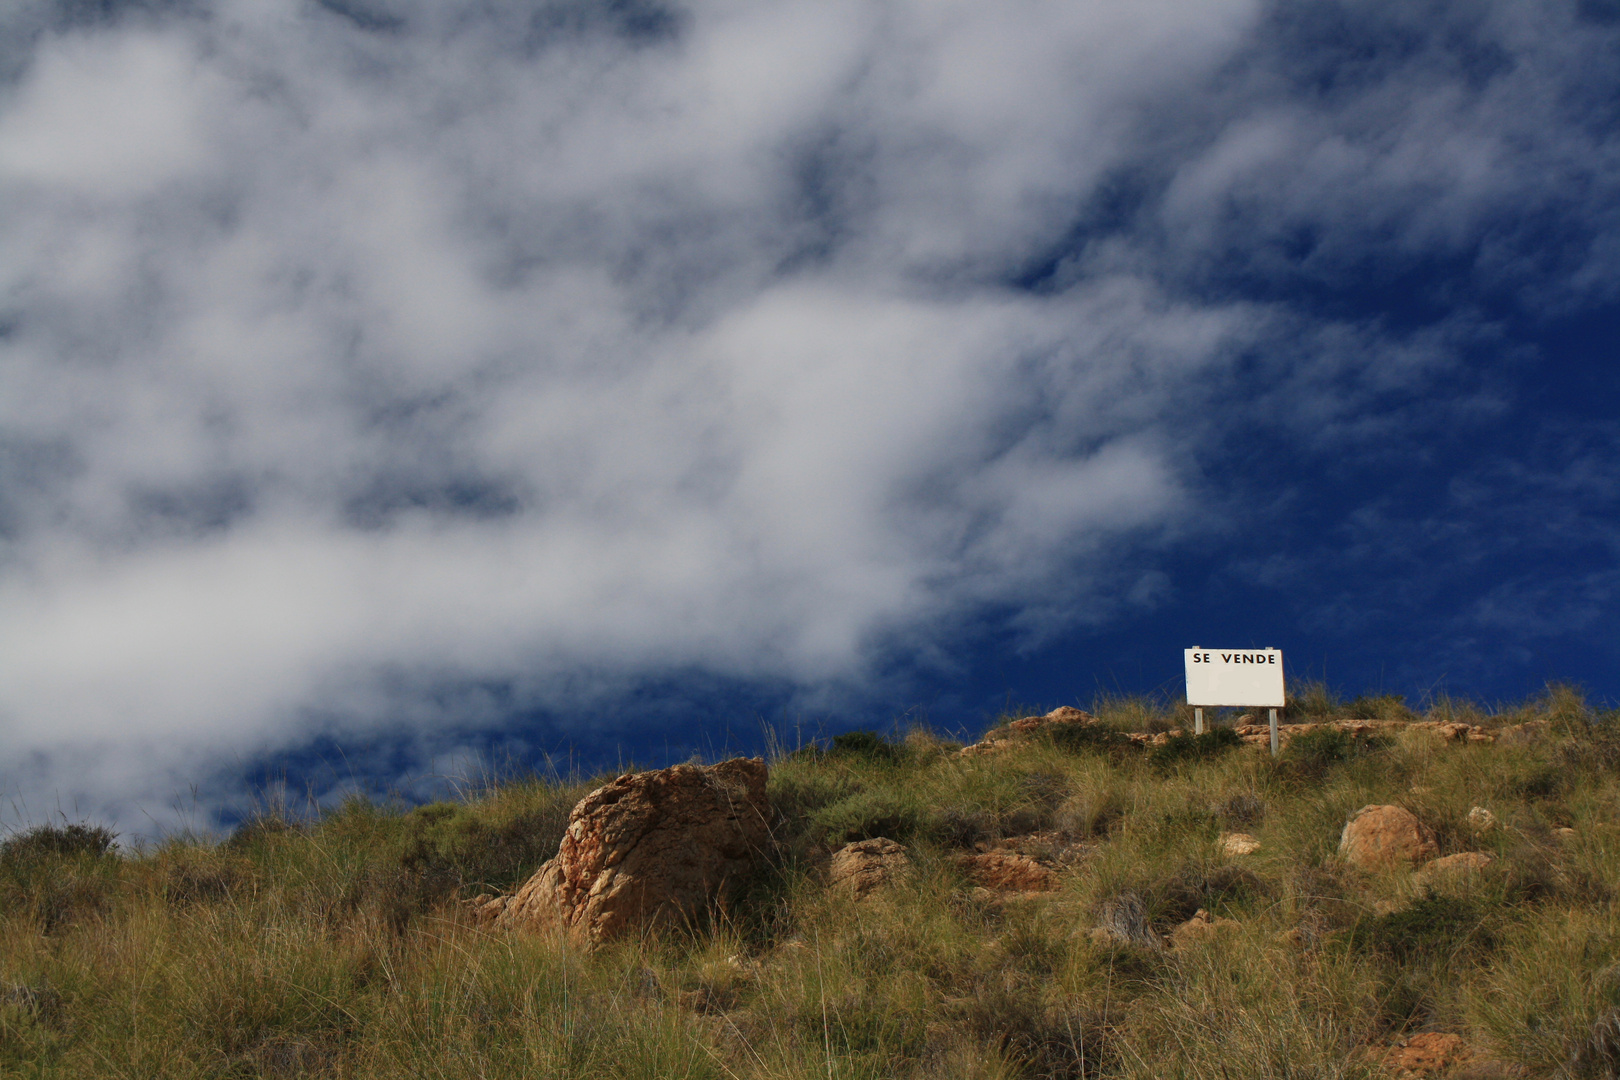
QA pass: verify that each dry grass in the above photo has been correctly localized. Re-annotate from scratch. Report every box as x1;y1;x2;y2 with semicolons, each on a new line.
1;687;1616;1077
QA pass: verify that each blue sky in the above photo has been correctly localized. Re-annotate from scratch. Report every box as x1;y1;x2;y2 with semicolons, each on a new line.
2;0;1618;832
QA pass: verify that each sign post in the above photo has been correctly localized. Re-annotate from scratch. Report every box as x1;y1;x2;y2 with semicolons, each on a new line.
1184;647;1286;756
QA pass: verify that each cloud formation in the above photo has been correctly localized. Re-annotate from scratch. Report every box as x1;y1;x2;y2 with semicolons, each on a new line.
2;0;1617;829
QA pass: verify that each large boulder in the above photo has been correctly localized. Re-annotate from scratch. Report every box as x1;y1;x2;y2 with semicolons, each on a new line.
1338;805;1439;870
496;757;770;945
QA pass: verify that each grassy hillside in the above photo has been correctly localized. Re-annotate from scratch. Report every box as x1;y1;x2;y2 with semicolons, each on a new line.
2;685;1617;1079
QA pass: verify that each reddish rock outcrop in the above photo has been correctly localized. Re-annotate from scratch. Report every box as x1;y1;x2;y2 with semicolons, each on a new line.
1339;805;1439;870
829;837;911;899
953;850;1057;892
495;757;770;945
1383;1032;1471;1076
959;706;1097;755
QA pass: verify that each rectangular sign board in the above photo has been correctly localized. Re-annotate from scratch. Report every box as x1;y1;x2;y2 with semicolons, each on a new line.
1185;648;1285;707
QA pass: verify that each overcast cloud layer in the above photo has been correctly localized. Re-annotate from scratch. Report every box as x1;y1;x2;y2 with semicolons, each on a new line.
3;0;1618;830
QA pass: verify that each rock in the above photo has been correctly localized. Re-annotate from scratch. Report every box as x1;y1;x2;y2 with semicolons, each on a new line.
1383;1032;1471;1076
964;707;1099;754
466;894;509;925
1467;807;1497;833
1170;908;1239;950
1219;832;1261;857
495;757;770;945
1414;851;1493;887
1339;805;1439;870
952;850;1057;892
829;837;911;899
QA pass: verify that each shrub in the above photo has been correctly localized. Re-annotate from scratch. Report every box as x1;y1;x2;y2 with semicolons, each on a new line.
392;795;572;894
808;790;919;845
1350;893;1493;961
949;984;1108;1079
1055;788;1125;839
1148;728;1242;771
1043;723;1138;757
0;823;117;862
224;813;302;853
1215;790;1265;826
926;804;992;847
1344;693;1415;721
1285;680;1339;720
828;730;903;765
1281;727;1389;779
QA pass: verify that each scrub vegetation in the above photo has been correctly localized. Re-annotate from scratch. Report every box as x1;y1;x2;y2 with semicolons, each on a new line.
2;684;1617;1078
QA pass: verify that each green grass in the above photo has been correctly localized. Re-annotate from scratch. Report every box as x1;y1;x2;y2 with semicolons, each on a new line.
0;688;1616;1077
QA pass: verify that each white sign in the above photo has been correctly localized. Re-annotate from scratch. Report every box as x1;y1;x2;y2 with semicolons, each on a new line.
1185;647;1285;707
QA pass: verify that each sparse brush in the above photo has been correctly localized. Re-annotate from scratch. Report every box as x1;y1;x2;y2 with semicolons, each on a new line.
828;729;905;765
0;688;1612;1078
1147;727;1242;771
1041;722;1139;758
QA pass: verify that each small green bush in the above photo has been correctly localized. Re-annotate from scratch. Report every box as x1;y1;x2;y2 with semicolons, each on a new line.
392;796;571;894
1281;727;1389;779
1043;722;1139;757
1350;893;1493;961
1344;693;1415;722
1148;728;1242;771
809;790;919;845
0;823;117;863
828;730;903;765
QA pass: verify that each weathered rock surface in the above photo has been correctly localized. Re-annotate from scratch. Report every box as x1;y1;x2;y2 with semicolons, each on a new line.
1219;832;1262;857
495;757;770;944
828;837;910;899
1383;1032;1471;1076
1414;851;1493;887
1467;806;1497;833
1339;805;1439;870
952;850;1057;892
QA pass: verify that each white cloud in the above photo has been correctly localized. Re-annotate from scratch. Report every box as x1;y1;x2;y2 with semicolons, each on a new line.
0;30;217;195
0;0;1615;831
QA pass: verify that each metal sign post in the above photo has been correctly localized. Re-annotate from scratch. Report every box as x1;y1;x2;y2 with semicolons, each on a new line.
1184;647;1286;756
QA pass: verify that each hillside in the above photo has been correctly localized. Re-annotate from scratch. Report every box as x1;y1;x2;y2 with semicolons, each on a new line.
1;686;1615;1079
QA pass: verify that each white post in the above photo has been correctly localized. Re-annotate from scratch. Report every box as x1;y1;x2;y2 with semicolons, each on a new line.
1269;707;1279;757
1194;707;1203;736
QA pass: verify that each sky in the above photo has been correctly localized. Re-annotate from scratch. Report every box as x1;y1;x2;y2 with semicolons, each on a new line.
2;0;1619;834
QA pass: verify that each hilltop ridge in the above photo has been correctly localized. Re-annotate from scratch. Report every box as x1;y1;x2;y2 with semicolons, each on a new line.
0;684;1612;1078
